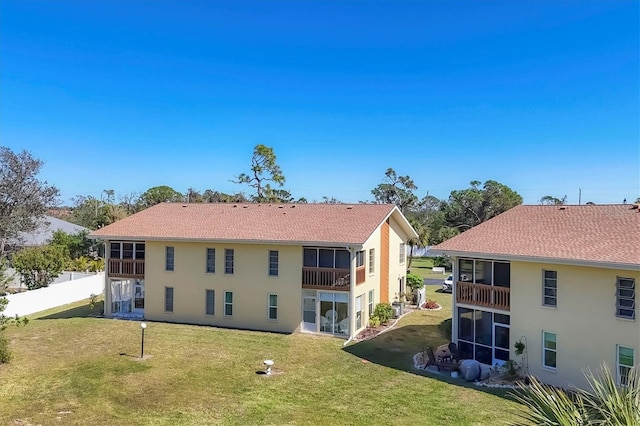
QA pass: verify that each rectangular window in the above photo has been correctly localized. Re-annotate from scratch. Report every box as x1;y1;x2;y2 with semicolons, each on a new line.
543;331;557;369
165;246;174;271
268;294;278;320
368;289;374;317
368;249;375;274
225;249;234;274
617;345;635;386
110;243;120;259
543;270;557;307
616;277;635;319
206;248;215;273
269;250;278;276
224;291;233;316
165;287;174;312
399;243;406;264
205;289;215;315
356;295;363;329
356;250;365;268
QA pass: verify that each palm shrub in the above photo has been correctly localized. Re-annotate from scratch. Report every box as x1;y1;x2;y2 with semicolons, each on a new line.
510;363;639;426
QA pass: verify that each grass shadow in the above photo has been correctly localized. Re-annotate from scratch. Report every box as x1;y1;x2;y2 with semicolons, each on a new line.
343;320;513;399
35;300;104;320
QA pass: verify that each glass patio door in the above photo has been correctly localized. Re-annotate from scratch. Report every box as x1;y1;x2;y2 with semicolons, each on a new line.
302;297;316;332
133;280;145;315
319;292;349;335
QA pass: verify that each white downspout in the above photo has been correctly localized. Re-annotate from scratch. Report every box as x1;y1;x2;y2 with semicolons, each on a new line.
343;246;357;346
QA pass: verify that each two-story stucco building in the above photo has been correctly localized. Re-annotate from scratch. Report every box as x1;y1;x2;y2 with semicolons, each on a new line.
90;202;417;340
433;204;639;389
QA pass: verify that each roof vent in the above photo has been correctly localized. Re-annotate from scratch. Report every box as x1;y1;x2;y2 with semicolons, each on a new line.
346;206;352;210
182;205;188;208
278;206;284;209
558;206;566;210
290;205;295;208
243;205;248;209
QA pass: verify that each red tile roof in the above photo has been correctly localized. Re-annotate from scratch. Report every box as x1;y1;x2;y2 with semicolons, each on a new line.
433;204;640;267
90;203;411;245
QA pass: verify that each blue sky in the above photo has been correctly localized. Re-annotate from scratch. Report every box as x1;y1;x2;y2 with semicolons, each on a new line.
1;0;638;205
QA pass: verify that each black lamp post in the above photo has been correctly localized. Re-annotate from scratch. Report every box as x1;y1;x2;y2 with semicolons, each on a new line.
140;322;147;358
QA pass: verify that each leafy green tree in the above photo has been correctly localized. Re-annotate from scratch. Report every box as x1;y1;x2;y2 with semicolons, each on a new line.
137;185;184;209
539;195;567;205
371;168;418;214
442;180;522;231
0;147;59;256
12;245;68;290
49;230;98;259
233;144;291;203
0;258;15;296
406;273;424;290
202;189;248;203
510;363;639;426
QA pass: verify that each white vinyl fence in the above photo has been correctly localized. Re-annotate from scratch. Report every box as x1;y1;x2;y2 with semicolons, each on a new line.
3;272;104;317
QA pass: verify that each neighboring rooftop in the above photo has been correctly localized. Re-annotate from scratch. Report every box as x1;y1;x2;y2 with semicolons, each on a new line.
433;204;640;268
18;215;89;246
90;203;417;245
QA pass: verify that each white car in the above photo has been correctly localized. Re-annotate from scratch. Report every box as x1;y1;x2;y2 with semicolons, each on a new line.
442;275;453;293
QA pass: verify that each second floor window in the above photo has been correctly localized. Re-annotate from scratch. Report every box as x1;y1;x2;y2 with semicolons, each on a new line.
543;270;557;307
225;249;234;274
165;246;174;271
206;248;215;273
356;251;365;268
616;277;635;320
399;243;405;264
269;250;278;276
369;249;375;274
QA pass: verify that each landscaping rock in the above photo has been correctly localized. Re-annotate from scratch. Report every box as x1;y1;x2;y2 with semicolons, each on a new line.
459;359;481;382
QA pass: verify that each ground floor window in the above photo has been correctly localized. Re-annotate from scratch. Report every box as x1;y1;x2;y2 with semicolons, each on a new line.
320;292;348;335
165;287;174;312
205;290;215;315
542;331;557;369
224;291;233;316
368;290;374;319
268;294;278;320
457;307;510;365
355;294;363;329
617;345;634;386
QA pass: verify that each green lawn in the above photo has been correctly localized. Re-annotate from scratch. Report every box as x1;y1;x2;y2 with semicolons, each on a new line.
409;256;450;280
0;292;523;425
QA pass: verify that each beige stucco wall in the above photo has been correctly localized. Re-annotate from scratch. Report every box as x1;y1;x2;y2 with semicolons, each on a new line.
511;261;639;389
386;215;410;303
144;241;303;333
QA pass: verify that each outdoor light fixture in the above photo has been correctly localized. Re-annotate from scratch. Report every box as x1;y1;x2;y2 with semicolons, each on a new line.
140;322;147;358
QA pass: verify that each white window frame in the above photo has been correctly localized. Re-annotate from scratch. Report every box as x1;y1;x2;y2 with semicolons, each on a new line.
368;289;374;318
399;243;405;264
224;291;233;317
269;250;278;277
617;345;635;386
165;286;174;313
205;289;215;315
206;248;215;273
268;293;278;320
356;295;363;329
368;249;375;274
225;249;234;274
616;277;635;320
543;270;557;307
165;246;174;271
542;331;557;370
356;250;365;268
